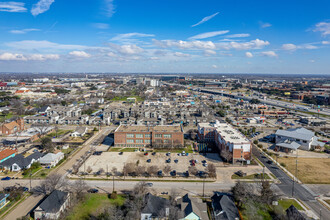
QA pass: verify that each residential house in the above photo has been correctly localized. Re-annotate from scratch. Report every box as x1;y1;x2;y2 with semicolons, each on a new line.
71;127;88;137
0;149;17;163
141;193;170;220
0;152;43;171
211;193;240;220
39;152;64;168
34;190;71;220
0;193;9;210
177;194;209;220
0;118;24;135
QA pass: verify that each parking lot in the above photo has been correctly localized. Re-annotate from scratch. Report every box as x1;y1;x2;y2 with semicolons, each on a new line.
79;151;222;177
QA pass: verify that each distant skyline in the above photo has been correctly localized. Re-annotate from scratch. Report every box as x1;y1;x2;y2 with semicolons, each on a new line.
0;0;330;74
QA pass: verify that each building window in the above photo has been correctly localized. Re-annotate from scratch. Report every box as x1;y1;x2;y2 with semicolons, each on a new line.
155;139;162;143
136;139;143;143
145;134;151;138
136;134;143;138
164;139;170;143
126;134;134;138
154;134;162;138
145;139;151;144
296;139;300;142
303;140;307;143
127;139;134;143
164;134;172;138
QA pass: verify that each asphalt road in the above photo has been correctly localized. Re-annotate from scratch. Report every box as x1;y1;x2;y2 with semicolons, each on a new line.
253;146;330;220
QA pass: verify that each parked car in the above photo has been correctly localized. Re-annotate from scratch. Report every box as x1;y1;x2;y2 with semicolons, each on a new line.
88;188;99;193
171;170;177;176
158;170;163;176
174;159;178;163
144;152;148;156
146;182;153;187
119;152;123;155
1;176;11;180
152;152;156;155
147;159;151;163
166;152;171;156
166;158;171;163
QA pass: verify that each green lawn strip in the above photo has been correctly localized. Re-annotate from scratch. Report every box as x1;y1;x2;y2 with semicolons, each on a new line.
278;199;303;210
153;147;193;153
232;173;270;180
111;96;144;102
22;166;43;178
46;129;71;138
252;155;265;167
239;201;272;220
108;147;122;152
120;148;139;152
66;194;125;220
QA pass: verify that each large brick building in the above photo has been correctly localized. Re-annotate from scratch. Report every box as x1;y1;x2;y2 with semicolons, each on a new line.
198;121;251;163
114;124;184;148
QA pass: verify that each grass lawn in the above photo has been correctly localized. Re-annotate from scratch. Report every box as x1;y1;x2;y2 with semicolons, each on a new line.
66;194;125;220
232;173;270;180
277;157;330;184
108;147;123;152
278;199;303;210
111;96;144;102
153;146;193;153
23;166;43;178
47;130;71;138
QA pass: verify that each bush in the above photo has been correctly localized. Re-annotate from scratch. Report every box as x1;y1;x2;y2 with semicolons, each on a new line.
280;162;286;167
253;140;259;145
110;191;117;199
258;144;263;148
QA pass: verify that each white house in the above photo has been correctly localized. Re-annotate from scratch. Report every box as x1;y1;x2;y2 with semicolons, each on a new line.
71;127;88;137
39;152;64;167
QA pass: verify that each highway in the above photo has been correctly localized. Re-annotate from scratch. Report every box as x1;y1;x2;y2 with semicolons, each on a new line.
253;146;330;220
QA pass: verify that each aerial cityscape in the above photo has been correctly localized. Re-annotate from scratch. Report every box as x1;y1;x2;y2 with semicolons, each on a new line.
0;0;329;220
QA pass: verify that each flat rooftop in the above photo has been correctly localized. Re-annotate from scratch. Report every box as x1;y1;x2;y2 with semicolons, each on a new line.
115;124;182;133
216;123;249;144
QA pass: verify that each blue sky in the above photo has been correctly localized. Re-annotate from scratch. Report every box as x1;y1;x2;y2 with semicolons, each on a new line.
0;0;330;74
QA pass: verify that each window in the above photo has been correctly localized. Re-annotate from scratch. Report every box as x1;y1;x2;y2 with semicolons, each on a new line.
145;134;151;138
303;140;307;143
164;139;170;143
136;134;143;138
136;139;143;143
145;139;151;144
155;134;162;138
296;139;300;142
164;134;172;138
155;139;163;143
126;134;134;138
127;139;134;143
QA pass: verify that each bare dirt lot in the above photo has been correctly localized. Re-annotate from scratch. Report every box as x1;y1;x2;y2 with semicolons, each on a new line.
277;157;330;184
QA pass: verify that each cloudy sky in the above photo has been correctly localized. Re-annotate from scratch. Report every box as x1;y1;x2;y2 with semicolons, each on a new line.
0;0;330;74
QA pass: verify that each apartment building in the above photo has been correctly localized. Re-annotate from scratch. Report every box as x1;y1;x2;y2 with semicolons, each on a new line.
114;124;184;148
198;121;252;163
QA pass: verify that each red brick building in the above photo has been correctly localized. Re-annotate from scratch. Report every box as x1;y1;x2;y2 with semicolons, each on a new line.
114;124;184;148
0;118;24;135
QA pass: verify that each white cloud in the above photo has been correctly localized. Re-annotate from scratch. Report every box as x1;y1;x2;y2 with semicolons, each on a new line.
173;52;190;57
245;52;253;58
92;23;109;29
0;2;26;12
0;52;59;61
313;22;330;36
261;51;278;58
9;28;40;34
5;40;89;51
111;33;155;41
259;22;272;28
204;50;216;56
322;41;330;45
225;33;250;38
109;44;144;55
212;64;218;69
104;0;115;17
189;30;229;40
282;43;297;51
31;0;55;16
220;39;270;50
153;39;216;50
69;51;91;58
107;52;116;57
191;12;219;27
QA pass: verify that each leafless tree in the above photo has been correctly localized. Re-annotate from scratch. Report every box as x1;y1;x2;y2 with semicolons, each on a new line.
111;167;118;176
164;165;171;176
147;165;158;176
86;166;92;173
188;166;198;176
206;163;217;178
34;173;69;195
98;168;105;174
123;163;135;176
136;166;146;176
70;178;88;201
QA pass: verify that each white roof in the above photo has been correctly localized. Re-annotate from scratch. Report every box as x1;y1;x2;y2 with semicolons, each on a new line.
40;152;64;163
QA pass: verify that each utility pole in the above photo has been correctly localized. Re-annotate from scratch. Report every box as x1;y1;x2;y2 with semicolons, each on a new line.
29;171;32;191
292;150;298;197
202;177;205;198
112;175;115;193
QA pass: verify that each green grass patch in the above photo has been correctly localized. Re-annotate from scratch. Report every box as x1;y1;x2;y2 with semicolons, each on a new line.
47;129;71;138
23;166;43;178
108;147;122;152
278;199;303;211
111;96;144;102
66;194;125;220
232;173;270;180
120;148;139;152
153;147;193;153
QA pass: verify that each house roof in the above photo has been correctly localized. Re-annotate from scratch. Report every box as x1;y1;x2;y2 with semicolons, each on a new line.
277;141;301;150
40;152;64;164
39;190;69;213
211;193;240;220
0;152;43;168
73;126;87;134
178;194;208;220
275;128;314;141
141;193;170;217
3;121;19;130
0;149;16;160
0;193;9;201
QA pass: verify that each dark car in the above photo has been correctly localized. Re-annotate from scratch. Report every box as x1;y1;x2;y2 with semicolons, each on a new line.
202;160;206;163
147;159;151;163
174;159;178;163
144;152;149;156
184;171;189;177
19;186;29;192
119;152;123;155
166;158;171;163
158;170;163;176
171;170;177;176
267;160;273;164
152;152;156;156
1;176;11;181
88;188;99;193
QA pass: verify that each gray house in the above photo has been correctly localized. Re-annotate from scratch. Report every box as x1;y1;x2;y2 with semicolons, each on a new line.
0;152;43;172
211;193;240;220
141;193;170;220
